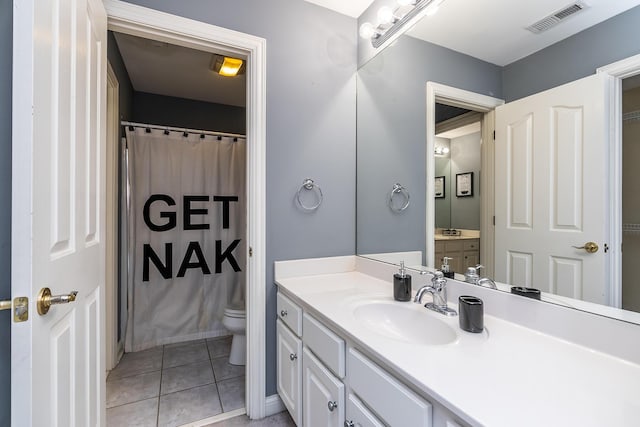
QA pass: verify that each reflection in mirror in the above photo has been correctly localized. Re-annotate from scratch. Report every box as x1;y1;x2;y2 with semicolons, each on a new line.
356;2;640;324
434;104;482;274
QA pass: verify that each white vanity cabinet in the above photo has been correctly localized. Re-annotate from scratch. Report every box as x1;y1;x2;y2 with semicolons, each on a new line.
277;293;304;425
302;347;345;426
348;348;432;427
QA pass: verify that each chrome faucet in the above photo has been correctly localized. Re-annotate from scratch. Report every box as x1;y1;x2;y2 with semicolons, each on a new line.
464;265;498;290
414;270;457;316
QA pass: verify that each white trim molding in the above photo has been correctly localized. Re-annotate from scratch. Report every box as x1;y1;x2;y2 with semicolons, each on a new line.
597;53;640;308
425;82;504;268
103;0;268;418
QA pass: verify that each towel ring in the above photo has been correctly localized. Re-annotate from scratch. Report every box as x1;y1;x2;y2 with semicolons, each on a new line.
389;183;410;212
296;178;323;211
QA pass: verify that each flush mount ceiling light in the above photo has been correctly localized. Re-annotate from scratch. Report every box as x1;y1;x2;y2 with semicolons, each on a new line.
210;54;246;77
359;0;447;48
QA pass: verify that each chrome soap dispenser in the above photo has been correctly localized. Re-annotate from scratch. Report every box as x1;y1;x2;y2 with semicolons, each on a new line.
393;261;412;301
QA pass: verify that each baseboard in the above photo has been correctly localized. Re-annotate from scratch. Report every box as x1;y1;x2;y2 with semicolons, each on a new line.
265;393;286;417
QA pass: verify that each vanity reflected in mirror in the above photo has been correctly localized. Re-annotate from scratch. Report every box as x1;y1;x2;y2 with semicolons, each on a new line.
356;0;640;324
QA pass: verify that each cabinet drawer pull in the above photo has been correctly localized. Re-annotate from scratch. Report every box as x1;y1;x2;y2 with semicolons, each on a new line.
328;401;338;411
289;353;297;361
280;309;288;317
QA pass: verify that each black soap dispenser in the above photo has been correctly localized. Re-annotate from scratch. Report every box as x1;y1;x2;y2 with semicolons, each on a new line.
393;261;412;301
441;256;454;279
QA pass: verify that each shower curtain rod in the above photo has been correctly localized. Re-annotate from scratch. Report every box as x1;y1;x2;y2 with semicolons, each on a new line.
121;121;245;139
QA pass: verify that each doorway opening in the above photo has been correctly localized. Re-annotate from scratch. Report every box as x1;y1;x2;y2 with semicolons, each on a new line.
621;75;640;313
103;0;267;423
425;82;504;277
433;104;483;275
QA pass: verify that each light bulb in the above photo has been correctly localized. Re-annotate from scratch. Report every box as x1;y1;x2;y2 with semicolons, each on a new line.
442;147;450;154
359;22;376;39
377;6;395;25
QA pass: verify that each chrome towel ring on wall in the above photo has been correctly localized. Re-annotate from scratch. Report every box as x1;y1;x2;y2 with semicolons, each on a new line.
296;178;323;211
389;183;410;212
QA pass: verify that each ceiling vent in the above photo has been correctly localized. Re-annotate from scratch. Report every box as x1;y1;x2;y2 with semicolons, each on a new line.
526;2;588;34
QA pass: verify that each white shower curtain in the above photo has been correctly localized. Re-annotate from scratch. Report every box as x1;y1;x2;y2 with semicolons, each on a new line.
125;127;246;352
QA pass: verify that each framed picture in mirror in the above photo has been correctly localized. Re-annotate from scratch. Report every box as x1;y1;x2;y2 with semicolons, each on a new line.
435;176;445;198
456;172;473;197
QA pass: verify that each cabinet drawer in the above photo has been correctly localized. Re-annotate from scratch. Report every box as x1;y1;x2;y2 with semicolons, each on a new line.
463;239;479;251
346;393;384;427
348;348;432;427
444;240;463;252
303;313;346;378
277;292;302;336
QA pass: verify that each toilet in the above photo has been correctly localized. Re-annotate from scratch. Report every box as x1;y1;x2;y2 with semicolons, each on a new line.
222;307;246;365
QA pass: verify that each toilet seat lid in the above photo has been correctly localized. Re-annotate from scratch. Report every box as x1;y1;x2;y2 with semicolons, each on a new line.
224;307;246;318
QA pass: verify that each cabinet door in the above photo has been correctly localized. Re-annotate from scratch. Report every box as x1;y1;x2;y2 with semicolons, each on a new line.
277;320;303;425
463;251;479;269
303;347;345;427
345;393;384;427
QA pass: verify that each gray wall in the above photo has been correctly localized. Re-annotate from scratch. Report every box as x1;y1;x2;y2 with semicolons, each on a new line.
356;34;501;263
450;132;481;230
123;0;357;396
132;92;246;134
0;0;10;423
503;5;640;101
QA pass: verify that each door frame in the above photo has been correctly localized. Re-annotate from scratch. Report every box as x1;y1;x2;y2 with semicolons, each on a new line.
597;53;640;308
426;82;504;273
103;0;268;418
105;61;121;371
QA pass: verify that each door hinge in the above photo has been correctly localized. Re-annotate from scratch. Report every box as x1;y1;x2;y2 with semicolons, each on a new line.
493;215;495;226
493;130;496;140
249;247;253;257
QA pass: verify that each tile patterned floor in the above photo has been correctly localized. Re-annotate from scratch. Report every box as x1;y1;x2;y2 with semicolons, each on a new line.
106;336;245;427
205;411;296;427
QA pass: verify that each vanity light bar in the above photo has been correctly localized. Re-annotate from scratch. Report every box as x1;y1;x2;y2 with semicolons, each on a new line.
362;0;444;49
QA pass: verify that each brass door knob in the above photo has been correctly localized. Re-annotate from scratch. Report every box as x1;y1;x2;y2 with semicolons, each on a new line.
572;242;599;254
37;287;78;315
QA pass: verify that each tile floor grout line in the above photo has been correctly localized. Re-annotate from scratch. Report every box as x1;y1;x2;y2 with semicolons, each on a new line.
157;344;165;427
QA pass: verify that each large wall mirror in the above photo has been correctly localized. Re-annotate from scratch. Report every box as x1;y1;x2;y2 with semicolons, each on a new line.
356;0;640;324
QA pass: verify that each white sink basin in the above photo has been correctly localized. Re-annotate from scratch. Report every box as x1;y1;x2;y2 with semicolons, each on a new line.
353;300;458;346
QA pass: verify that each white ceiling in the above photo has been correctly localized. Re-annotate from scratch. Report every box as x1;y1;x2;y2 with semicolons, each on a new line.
405;0;640;66
113;32;246;107
436;121;481;139
302;0;374;17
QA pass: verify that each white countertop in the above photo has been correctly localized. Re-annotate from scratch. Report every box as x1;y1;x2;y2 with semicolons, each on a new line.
275;265;640;427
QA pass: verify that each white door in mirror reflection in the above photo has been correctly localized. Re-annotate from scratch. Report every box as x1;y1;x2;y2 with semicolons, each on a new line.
495;74;607;305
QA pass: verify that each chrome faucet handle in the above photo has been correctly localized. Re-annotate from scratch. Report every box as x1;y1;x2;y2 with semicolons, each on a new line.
464;264;484;284
431;270;447;289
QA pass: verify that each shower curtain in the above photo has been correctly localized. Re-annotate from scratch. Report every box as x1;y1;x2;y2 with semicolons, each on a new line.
124;127;246;352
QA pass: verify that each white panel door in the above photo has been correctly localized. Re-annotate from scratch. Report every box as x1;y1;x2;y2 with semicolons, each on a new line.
495;74;608;304
302;348;344;427
12;0;107;425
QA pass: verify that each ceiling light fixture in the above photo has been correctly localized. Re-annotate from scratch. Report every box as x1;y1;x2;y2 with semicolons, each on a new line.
360;0;447;48
210;54;246;77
